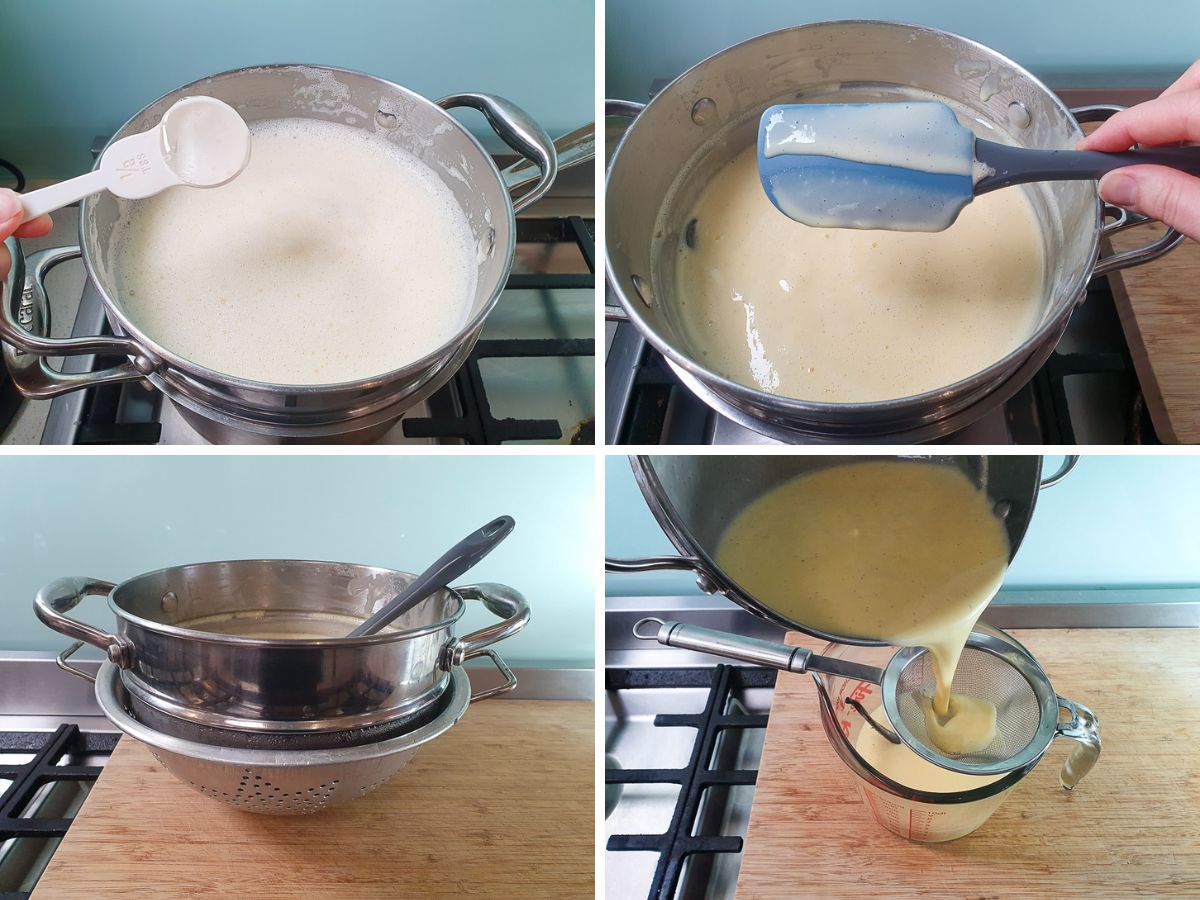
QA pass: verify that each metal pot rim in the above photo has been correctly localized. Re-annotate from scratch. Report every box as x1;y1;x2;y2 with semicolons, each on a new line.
107;557;467;646
605;19;1101;418
79;62;518;395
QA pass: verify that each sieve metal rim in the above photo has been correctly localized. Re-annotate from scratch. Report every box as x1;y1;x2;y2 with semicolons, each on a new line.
881;628;1061;777
94;661;471;767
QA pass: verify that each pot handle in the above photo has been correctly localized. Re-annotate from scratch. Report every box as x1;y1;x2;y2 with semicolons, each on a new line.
605;99;646;120
56;640;97;684
34;576;133;667
0;240;153;399
1040;454;1079;488
446;581;530;662
1070;105;1186;277
605;555;705;574
1055;695;1101;790
502;122;594;195
437;93;558;214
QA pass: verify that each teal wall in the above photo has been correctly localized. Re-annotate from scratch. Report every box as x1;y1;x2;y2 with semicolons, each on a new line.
606;1;1199;100
606;455;1200;598
0;455;595;667
0;0;594;180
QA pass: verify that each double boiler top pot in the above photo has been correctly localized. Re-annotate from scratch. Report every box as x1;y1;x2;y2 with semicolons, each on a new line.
35;559;530;733
606;454;1076;645
0;64;580;444
605;21;1183;442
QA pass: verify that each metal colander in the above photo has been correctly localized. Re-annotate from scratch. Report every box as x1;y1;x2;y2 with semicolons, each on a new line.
94;661;473;815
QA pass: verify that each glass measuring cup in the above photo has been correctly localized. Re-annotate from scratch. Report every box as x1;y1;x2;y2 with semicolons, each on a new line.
813;637;1076;842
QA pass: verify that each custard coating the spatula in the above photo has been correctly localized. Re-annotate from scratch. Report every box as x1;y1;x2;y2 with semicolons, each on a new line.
758;101;1200;232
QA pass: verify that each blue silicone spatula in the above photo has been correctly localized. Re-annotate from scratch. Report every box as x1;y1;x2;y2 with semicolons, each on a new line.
757;101;1200;232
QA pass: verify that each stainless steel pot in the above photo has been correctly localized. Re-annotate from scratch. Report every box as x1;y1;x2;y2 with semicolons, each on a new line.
35;559;529;732
605;21;1183;442
606;454;1077;644
0;64;590;443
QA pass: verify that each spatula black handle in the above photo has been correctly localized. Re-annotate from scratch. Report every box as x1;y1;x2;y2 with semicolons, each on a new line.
975;139;1200;194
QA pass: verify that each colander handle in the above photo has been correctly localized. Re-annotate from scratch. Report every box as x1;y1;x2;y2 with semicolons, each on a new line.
437;93;558;214
1071;105;1186;277
34;576;133;668
464;647;518;703
1055;696;1101;790
55;641;97;684
0;242;154;399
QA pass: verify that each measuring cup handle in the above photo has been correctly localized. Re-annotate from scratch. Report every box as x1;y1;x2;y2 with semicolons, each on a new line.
1056;696;1101;790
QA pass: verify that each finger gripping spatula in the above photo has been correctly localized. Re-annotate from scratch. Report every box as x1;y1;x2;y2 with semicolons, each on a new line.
758;101;1200;232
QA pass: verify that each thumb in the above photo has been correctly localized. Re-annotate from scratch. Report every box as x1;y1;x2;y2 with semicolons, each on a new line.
0;189;21;232
1098;166;1200;241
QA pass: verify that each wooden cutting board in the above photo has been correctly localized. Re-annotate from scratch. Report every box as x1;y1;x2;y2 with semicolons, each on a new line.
32;700;593;899
1108;229;1200;443
737;629;1200;898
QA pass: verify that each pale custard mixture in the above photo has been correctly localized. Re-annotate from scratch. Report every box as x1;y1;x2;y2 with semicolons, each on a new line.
674;145;1045;401
717;461;1009;752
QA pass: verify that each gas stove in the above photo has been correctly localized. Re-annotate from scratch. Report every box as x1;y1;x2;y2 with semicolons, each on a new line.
2;150;594;446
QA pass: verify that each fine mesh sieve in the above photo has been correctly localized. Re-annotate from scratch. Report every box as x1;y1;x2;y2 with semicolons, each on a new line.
880;630;1060;777
636;618;1100;780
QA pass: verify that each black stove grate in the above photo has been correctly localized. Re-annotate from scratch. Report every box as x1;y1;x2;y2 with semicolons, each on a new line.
403;215;595;443
606;665;775;900
49;215;594;445
0;725;117;900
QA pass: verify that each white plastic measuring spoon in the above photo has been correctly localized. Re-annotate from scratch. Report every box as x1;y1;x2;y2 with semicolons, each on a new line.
18;96;250;221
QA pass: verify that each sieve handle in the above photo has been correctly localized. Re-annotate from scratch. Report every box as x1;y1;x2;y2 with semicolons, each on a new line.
34;576;133;668
1056;696;1101;790
633;619;885;682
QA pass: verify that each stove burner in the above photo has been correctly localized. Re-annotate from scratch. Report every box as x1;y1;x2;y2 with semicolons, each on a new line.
0;724;117;898
606;665;774;900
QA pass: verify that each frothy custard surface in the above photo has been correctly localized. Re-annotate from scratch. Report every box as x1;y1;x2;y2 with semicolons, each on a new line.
114;117;478;385
673;144;1045;401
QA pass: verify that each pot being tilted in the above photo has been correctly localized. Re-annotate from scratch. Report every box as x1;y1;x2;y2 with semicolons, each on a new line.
606;21;1183;442
606;454;1076;645
1;64;594;443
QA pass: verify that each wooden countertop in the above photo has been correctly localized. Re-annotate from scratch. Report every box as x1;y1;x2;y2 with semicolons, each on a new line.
32;700;593;899
737;629;1200;898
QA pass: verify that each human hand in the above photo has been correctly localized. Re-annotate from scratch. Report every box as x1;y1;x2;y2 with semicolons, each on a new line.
0;189;53;282
1079;60;1200;240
